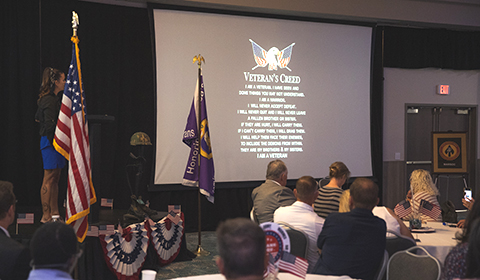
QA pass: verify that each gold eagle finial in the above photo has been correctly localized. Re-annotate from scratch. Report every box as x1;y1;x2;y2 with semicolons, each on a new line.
72;11;79;37
193;55;205;66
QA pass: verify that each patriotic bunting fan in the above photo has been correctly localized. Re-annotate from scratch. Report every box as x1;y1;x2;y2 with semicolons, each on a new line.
147;215;184;264
100;222;149;280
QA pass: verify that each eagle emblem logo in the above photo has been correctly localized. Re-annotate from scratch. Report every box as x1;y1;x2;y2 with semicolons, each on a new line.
249;39;295;71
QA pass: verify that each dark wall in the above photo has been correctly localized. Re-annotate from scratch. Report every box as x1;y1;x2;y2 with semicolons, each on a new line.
0;0;256;231
1;0;155;211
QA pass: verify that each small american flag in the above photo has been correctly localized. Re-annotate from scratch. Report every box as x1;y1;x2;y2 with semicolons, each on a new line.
168;205;181;214
263;253;278;278
53;36;96;243
278;252;308;279
394;200;411;219
98;224;115;236
420;199;442;220
17;213;34;224
101;198;113;209
86;225;99;237
167;211;181;225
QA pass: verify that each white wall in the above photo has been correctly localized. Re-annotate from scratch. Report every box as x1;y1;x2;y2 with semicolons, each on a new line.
383;67;480;161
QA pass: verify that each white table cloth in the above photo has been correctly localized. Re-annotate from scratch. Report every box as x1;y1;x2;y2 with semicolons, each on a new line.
406;221;460;264
169;273;353;280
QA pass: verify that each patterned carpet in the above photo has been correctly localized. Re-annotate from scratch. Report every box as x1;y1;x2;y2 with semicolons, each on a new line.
156;231;220;280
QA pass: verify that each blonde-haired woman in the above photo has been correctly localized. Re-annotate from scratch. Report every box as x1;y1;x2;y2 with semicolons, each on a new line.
395;169;442;222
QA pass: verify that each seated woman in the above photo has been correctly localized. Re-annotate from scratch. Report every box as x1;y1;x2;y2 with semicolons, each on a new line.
394;169;442;222
458;197;476;228
339;189;414;240
465;218;480;279
443;197;480;280
314;161;349;218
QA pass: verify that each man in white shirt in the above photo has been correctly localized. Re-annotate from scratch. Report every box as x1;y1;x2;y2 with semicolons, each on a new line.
274;176;324;272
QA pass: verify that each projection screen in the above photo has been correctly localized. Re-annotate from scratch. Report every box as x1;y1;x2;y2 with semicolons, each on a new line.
153;8;373;185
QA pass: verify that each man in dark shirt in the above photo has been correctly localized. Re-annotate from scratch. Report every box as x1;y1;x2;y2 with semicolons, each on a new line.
216;218;266;280
312;178;386;280
0;181;31;280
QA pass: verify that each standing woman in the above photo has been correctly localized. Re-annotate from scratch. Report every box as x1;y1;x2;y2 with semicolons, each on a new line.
35;67;66;223
314;161;350;218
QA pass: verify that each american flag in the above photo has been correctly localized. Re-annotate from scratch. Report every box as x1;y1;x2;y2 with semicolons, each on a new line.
101;198;114;209
168;205;181;214
87;225;99;237
278;43;295;70
278;251;308;279
98;224;115;236
53;37;96;242
17;213;34;224
394;200;412;219
263;253;278;278
249;39;268;68
167;210;181;225
420;199;442;220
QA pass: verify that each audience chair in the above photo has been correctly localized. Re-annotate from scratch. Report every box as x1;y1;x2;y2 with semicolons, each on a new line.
318;177;330;188
387;246;441;280
276;222;309;260
250;207;259;224
374;250;389;280
385;230;416;258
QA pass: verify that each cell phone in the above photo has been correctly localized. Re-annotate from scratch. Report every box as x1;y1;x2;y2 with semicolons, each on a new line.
465;189;472;200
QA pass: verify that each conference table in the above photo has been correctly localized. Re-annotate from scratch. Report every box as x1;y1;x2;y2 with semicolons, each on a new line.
406;221;460;264
170;273;353;280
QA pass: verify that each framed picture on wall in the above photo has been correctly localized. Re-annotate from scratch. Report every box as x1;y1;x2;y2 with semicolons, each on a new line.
433;132;467;173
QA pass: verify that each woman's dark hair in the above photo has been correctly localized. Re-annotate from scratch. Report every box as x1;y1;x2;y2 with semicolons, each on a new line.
457;193;480;244
466;218;480;277
38;67;63;101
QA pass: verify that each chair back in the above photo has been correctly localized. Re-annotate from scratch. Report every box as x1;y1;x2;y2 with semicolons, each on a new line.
318;177;330;188
387;246;441;280
385;230;416;258
277;222;309;259
250;207;259;224
374;250;389;280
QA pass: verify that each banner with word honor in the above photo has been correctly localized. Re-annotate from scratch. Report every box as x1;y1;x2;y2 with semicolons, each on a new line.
53;36;96;242
182;69;215;203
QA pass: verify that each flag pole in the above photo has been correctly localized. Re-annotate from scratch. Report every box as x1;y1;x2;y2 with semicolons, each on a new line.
71;11;80;278
193;55;209;256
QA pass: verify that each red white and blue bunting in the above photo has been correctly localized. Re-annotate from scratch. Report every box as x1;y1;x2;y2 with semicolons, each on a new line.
146;215;184;264
100;222;150;280
99;216;184;280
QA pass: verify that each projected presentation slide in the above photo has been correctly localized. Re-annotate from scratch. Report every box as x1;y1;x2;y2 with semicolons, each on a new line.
153;9;373;185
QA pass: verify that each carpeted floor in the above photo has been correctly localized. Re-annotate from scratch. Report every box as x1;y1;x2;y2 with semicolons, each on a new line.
156;231;220;280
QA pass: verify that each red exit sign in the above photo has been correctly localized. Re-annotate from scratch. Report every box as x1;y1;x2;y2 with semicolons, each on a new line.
437;85;449;95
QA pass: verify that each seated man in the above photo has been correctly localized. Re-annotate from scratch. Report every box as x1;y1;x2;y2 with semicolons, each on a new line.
252;160;296;223
216;218;266;280
274;175;324;271
312;178;386;280
0;181;31;280
28;222;81;280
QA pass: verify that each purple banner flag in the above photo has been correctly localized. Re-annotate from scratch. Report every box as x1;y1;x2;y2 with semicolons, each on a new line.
182;69;215;203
